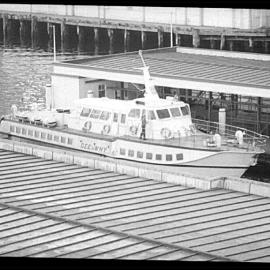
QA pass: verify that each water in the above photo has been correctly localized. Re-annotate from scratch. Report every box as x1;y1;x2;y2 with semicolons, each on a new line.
0;46;269;182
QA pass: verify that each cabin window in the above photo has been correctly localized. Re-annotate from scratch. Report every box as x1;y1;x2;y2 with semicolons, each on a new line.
120;148;126;155
61;136;66;144
98;84;106;97
22;128;27;135
156;109;170;119
80;107;91;117
41;132;46;139
90;109;101;119
54;135;59;142
166;154;173;161
128;109;141;118
15;127;21;134
121;114;126;124
146;153;153;160
170;107;181;117
147;110;156;120
176;153;183;160
47;134;52;141
34;131;39;138
10;125;15;132
156;154;162;160
113;113;118;122
100;111;111;121
180;105;190;116
28;129;33;136
128;150;134;157
68;138;73;145
137;151;143;159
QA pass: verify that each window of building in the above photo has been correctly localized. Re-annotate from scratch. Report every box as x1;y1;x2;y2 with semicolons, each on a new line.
180;105;190;116
100;111;111;121
47;134;52;141
10;125;14;132
34;131;39;138
128;150;134;157
80;107;91;117
28;129;33;136
67;138;73;145
170;107;181;117
156;154;162;160
54;135;59;142
166;154;173;161
120;148;126;155
113;113;118;122
156;109;170;119
15;127;21;134
176;153;183;160
128;108;141;118
98;84;106;97
41;132;46;139
61;136;66;144
146;153;153;160
137;151;143;159
89;109;101;119
121;114;126;124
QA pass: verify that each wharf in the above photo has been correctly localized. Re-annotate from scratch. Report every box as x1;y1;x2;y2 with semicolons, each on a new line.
1;146;270;262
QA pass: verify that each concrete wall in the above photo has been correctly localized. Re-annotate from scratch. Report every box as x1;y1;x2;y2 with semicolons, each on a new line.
0;137;269;198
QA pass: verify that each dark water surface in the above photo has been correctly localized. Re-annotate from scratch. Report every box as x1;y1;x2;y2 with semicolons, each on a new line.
0;46;269;182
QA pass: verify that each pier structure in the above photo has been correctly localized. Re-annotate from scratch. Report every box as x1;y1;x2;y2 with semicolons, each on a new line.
0;5;270;54
0;138;270;261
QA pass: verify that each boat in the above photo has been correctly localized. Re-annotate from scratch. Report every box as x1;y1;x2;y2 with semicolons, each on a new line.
0;51;268;178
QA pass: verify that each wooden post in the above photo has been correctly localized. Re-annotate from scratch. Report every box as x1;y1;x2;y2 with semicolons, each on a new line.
108;28;114;54
2;14;7;47
94;27;99;55
60;20;66;53
31;16;38;49
47;22;52;51
124;28;130;53
157;29;164;48
249;37;254;52
19;19;24;47
192;29;200;48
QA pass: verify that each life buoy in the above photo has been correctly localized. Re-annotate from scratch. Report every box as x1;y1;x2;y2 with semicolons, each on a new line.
82;121;92;132
161;128;172;139
102;124;111;134
129;125;138;135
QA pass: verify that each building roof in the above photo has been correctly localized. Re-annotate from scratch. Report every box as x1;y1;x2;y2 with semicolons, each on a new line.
53;46;270;99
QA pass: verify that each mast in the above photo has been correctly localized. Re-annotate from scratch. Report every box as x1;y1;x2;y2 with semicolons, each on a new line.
138;50;160;100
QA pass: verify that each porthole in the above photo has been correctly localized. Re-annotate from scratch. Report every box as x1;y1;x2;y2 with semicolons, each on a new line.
10;125;15;132
47;134;52;141
67;138;73;145
61;136;66;144
176;153;183;160
34;131;39;138
156;154;162;161
22;128;27;135
41;132;46;139
28;129;33;136
54;135;59;142
128;150;134;157
120;148;126;155
146;153;153;160
137;151;143;159
166;154;172;161
15;127;21;134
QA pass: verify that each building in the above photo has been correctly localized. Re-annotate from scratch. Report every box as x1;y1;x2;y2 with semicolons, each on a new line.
51;46;270;135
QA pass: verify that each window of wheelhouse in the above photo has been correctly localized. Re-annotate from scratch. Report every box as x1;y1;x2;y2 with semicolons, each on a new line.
156;109;170;119
113;113;118;122
147;110;156;120
180;105;190;116
100;111;111;121
89;109;101;119
170;107;181;117
128;109;141;118
120;114;126;124
80;107;91;117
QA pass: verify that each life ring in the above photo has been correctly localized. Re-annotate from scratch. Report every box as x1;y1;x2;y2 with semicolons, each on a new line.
161;128;172;139
129;125;138;135
82;121;92;132
102;124;111;134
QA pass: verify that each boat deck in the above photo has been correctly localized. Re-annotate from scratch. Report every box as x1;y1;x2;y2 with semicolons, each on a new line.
0;149;270;262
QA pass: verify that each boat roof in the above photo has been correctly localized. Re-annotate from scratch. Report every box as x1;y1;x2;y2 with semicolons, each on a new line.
77;97;187;111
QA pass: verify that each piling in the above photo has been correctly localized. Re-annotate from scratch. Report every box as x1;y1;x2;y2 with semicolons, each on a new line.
31;16;38;49
108;28;114;54
124;28;130;52
94;27;99;55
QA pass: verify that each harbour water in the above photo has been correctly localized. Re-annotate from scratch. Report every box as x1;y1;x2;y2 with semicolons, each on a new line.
0;46;269;182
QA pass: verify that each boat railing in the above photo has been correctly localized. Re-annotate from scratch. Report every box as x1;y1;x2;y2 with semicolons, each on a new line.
192;118;269;147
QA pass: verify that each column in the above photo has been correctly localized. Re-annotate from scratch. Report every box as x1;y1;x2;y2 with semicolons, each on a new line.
257;97;262;133
94;27;99;55
157;29;164;48
124;28;130;53
108;28;114;54
141;30;146;50
192;29;200;48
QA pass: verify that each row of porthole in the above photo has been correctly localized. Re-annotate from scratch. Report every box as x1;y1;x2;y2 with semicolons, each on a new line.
119;148;183;161
10;125;73;145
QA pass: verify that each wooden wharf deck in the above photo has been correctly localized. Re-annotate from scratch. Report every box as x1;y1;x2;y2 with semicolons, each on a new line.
0;149;270;262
